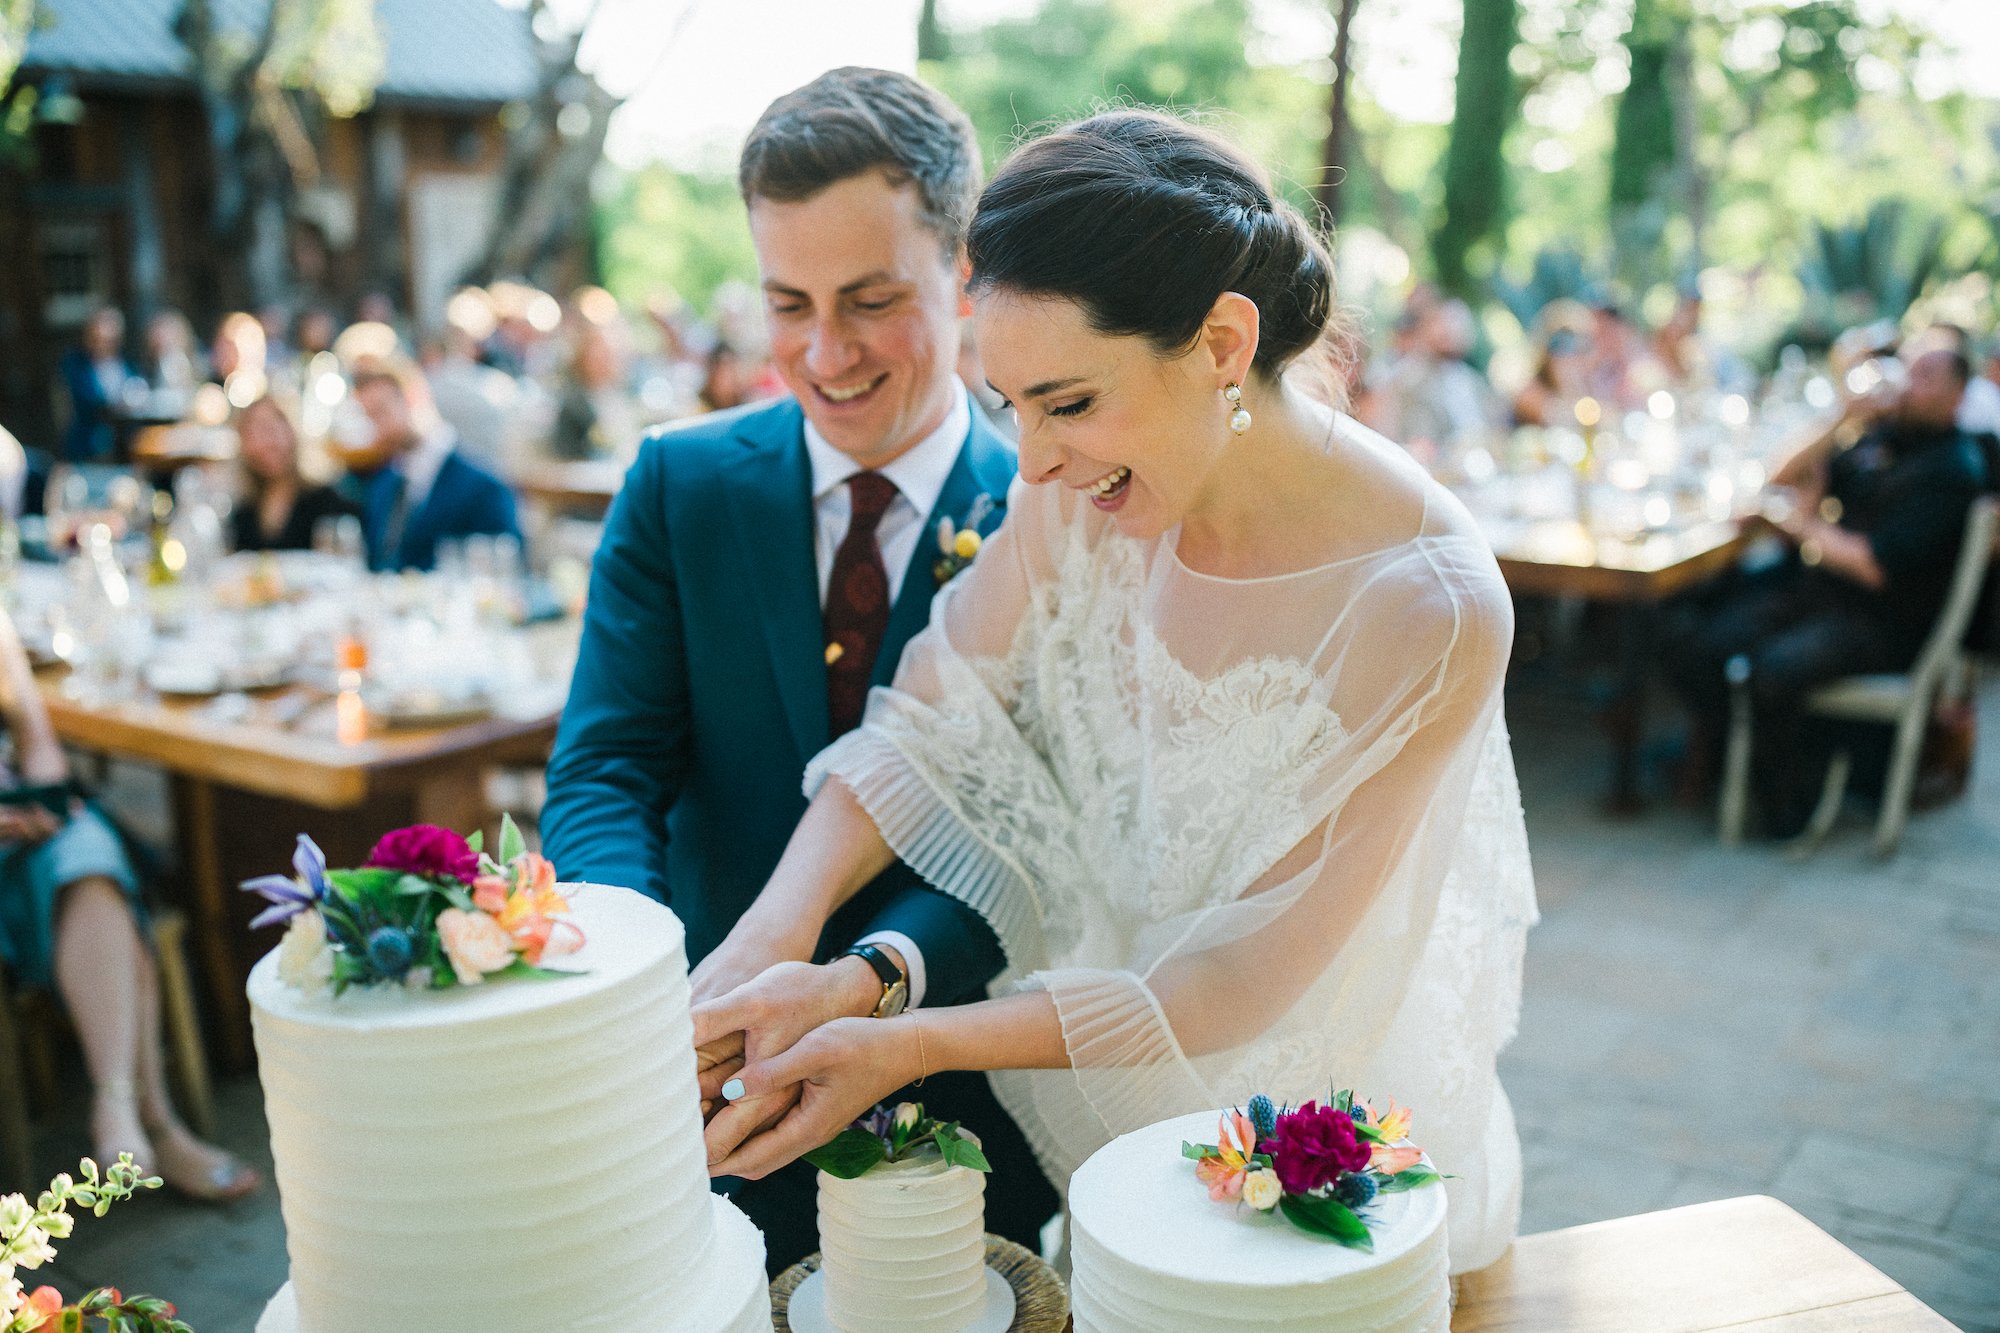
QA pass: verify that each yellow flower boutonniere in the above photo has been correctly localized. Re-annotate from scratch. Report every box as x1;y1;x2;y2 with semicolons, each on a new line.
934;493;1000;587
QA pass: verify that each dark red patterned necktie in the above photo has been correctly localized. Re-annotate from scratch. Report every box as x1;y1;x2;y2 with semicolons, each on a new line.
824;471;899;738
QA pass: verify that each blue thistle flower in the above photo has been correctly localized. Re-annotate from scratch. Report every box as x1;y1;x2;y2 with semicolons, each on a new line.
366;926;415;979
1334;1172;1378;1209
1349;1100;1370;1125
1247;1094;1278;1141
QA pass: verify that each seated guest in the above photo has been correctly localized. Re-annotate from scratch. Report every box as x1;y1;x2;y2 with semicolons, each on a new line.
1512;325;1593;428
0;607;259;1199
696;340;748;415
349;359;521;572
227;395;360;553
551;322;637;460
58;306;141;462
1663;327;1990;834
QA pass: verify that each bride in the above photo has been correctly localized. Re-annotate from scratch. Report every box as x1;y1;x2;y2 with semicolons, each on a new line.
693;108;1537;1273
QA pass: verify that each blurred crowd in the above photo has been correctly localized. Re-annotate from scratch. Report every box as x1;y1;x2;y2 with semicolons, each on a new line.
34;280;793;574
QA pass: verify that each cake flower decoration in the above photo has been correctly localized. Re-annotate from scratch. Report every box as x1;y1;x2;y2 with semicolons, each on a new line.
1182;1089;1443;1250
242;814;586;995
804;1102;992;1180
241;834;330;930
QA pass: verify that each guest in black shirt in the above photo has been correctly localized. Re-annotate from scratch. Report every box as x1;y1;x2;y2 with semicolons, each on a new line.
1664;328;1989;833
228;395;360;553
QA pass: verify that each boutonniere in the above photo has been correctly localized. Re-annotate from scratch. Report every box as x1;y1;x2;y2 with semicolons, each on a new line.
933;492;1002;587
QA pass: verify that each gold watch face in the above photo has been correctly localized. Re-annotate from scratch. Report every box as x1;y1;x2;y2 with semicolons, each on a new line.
875;978;909;1019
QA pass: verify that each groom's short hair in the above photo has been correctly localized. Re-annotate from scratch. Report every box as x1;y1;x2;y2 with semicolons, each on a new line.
739;67;981;256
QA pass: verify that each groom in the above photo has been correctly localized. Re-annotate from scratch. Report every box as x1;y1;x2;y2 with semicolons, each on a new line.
540;67;1056;1271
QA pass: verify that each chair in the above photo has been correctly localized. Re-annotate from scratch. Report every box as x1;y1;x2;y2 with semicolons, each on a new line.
1719;497;2000;855
0;908;214;1190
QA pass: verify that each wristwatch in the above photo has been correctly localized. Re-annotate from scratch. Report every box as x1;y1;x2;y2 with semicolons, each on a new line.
841;943;910;1019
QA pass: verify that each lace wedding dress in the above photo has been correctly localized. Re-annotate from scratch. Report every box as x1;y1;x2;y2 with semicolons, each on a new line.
807;415;1538;1273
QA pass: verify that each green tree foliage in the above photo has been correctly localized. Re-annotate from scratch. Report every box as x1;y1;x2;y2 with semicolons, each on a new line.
928;0;1324;206
598;164;760;316
1432;0;1519;298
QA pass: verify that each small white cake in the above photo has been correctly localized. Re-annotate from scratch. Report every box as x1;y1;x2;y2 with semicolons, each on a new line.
1069;1110;1449;1333
816;1152;987;1332
250;884;770;1333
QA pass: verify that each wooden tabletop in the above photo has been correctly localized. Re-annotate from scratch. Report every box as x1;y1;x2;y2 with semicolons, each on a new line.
1487;517;1751;603
1451;1195;1952;1332
36;624;575;809
515;459;627;517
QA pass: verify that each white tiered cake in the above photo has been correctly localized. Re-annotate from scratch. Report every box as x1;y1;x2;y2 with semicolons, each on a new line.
250;884;770;1333
1069;1110;1449;1333
816;1152;987;1331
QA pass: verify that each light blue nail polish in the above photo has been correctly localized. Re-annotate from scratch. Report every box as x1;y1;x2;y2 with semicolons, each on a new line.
721;1077;745;1102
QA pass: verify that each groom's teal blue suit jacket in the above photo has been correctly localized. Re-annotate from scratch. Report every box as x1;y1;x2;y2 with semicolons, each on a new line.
541;396;1014;993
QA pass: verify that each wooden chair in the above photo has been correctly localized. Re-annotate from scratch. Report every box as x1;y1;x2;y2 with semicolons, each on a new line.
0;908;214;1190
1721;497;2000;855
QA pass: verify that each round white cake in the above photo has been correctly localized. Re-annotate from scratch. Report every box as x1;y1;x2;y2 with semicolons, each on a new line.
1069;1109;1449;1333
249;884;770;1333
817;1152;987;1331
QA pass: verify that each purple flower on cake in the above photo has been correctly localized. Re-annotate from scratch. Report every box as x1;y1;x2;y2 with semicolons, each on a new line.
366;825;479;883
241;834;330;929
1266;1101;1371;1196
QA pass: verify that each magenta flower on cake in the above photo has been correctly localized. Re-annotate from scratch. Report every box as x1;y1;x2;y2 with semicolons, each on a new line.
1266;1101;1371;1195
366;825;479;883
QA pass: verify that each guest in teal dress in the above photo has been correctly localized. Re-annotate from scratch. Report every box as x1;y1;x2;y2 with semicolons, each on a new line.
0;610;258;1199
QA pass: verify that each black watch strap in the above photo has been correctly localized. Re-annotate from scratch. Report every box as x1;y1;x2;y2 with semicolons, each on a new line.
842;943;904;988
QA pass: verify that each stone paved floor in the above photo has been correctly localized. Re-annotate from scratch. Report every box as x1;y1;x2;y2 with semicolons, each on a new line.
21;676;2000;1330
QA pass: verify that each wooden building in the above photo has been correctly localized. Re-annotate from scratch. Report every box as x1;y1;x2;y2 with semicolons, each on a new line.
1;0;542;452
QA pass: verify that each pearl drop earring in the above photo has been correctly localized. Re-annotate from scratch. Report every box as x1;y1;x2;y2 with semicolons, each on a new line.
1224;382;1252;434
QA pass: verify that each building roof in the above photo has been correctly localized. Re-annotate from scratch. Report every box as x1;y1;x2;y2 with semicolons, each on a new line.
22;0;542;108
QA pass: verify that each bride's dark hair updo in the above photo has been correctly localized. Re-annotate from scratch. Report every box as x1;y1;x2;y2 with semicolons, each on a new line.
968;109;1339;384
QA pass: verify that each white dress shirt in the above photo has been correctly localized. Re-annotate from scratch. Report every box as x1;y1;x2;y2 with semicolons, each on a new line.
1958;376;2000;439
802;382;973;1007
396;419;460;508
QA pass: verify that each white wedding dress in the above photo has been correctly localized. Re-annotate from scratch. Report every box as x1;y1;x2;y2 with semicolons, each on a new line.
807;415;1538;1273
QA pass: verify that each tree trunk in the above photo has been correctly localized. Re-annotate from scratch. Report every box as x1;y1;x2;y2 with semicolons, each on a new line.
1431;0;1518;299
918;0;948;63
1316;0;1362;224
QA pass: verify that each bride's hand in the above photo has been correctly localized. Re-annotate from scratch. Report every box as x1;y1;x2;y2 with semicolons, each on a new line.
693;957;889;1123
704;1016;922;1181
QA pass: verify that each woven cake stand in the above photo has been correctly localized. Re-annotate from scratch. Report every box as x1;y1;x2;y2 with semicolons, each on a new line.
771;1233;1069;1333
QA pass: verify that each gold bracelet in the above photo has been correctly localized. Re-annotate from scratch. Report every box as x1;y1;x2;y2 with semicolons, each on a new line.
911;1012;927;1089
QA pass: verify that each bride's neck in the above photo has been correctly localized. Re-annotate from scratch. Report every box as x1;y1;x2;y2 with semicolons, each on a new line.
1175;378;1343;579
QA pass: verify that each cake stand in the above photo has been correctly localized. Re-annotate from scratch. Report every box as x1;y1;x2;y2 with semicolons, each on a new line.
771;1233;1068;1333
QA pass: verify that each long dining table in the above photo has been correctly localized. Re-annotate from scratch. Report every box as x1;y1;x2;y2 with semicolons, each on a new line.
1474;510;1752;813
36;624;574;1069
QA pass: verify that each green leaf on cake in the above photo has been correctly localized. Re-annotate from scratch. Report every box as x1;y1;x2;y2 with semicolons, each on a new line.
1376;1167;1442;1194
805;1128;889;1180
1182;1141;1217;1161
498;812;527;866
487;959;581;983
1280;1194;1374;1250
935;1124;992;1173
327;867;402;898
466;829;484;854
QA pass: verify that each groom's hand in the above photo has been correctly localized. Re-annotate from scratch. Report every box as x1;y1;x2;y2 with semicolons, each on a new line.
693;957;889;1155
707;1017;921;1181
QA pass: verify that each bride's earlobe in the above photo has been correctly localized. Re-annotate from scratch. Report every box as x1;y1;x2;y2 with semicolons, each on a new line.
1224;382;1252;435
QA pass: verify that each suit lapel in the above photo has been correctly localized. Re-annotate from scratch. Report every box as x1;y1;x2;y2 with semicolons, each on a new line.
874;414;1017;688
720;402;829;765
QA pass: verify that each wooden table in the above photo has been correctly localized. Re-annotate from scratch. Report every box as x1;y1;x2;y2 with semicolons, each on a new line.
1485;517;1752;812
37;637;572;1069
515;459;626;519
1452;1195;1953;1331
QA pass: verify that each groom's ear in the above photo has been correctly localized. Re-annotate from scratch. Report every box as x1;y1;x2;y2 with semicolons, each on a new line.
955;246;974;319
1201;292;1261;387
